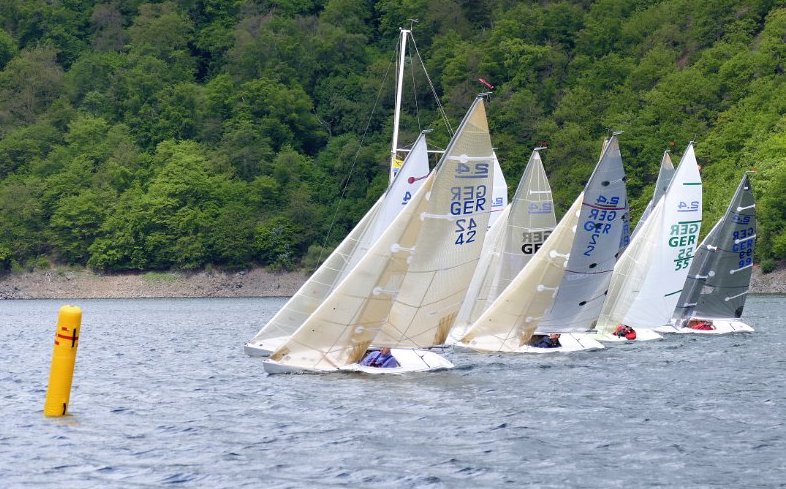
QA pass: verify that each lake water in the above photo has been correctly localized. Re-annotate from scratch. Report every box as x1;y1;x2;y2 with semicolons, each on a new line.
1;295;784;488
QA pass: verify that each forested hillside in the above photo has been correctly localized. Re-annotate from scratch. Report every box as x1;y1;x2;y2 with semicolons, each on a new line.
0;0;784;273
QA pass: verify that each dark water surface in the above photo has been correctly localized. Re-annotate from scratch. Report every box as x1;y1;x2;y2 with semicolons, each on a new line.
1;295;784;488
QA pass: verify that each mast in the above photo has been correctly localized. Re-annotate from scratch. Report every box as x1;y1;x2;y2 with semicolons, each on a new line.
390;28;409;183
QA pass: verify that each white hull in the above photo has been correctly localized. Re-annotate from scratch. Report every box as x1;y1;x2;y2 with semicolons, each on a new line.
458;333;605;353
584;328;663;343
244;336;288;357
262;349;454;375
655;319;754;335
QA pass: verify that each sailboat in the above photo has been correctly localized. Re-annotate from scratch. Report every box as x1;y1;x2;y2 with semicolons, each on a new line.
244;29;443;356
263;95;496;373
657;174;756;334
590;143;702;342
448;148;555;342
458;135;628;353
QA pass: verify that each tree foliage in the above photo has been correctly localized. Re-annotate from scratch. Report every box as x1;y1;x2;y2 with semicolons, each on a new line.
0;0;784;272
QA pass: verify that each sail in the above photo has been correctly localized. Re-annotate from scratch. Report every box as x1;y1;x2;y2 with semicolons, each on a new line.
673;174;755;321
247;133;430;348
362;133;431;268
373;97;496;347
459;194;582;352
497;149;556;296
596;143;702;333
453;204;509;331
632;151;675;237
459;136;628;351
269;97;494;370
488;152;508;229
537;136;628;333
456;149;556;329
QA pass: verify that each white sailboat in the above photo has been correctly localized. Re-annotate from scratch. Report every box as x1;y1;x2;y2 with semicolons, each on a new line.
264;96;496;373
657;174;756;334
244;29;440;356
448;148;555;342
591;143;702;342
458;135;628;353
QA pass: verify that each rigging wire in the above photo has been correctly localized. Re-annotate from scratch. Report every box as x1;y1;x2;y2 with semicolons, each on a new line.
313;30;452;271
411;34;453;138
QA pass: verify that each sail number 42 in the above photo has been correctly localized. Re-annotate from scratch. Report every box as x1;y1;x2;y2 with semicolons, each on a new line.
451;162;489;246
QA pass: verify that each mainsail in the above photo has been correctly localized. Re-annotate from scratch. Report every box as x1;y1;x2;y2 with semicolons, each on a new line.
267;97;495;371
537;136;628;333
459;135;627;351
595;143;702;334
672;174;755;321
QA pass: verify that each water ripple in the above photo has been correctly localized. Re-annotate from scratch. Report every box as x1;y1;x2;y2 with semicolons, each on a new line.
1;296;785;487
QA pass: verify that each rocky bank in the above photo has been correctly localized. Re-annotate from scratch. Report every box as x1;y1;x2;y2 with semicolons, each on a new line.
0;265;782;300
0;268;308;299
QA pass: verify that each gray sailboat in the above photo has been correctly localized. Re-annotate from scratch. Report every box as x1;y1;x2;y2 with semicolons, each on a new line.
658;174;756;334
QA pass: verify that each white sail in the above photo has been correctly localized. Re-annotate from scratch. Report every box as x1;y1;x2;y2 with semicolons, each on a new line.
595;143;702;335
372;98;496;348
244;133;430;355
266;97;494;371
496;149;555;297
451;204;509;337
361;133;430;271
459;194;582;352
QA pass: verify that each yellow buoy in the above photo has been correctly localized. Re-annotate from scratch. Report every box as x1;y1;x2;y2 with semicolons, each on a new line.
44;305;82;417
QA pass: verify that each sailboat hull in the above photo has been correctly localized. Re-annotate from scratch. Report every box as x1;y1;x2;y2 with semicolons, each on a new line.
584;328;663;342
244;337;288;357
457;332;605;353
655;319;754;335
262;349;454;375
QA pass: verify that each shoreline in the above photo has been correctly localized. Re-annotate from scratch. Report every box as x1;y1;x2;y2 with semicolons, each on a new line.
0;265;783;299
0;268;308;300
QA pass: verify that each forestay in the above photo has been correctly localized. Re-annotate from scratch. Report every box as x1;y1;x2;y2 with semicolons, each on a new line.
595;143;702;334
